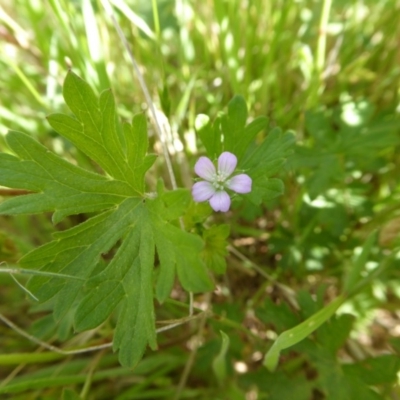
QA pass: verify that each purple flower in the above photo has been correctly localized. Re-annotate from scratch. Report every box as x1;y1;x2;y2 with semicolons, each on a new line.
192;152;252;212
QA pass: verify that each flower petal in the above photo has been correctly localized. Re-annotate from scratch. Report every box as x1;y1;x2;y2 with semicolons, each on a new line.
227;174;252;193
192;181;216;202
209;191;231;212
218;152;237;177
194;157;216;181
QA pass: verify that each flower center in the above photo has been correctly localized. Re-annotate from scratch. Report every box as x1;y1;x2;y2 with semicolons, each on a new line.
212;173;228;190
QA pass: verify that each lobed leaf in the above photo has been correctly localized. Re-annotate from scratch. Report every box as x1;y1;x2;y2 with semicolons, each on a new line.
24;198;143;319
246;177;284;205
196;97;294;207
48;74;126;181
221;95;248;156
201;224;230;274
241;127;295;177
0;72;216;367
47;71;155;192
195;114;222;160
0;131;132;223
113;211;157;367
152;212;213;296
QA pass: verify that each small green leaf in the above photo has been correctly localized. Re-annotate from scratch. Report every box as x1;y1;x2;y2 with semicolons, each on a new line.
154;228;176;303
234;116;268;160
149;189;213;301
241;127;294;206
246;177;284;205
195;114;222;159
47;71;155;191
263;295;346;372
306;155;342;199
316;314;355;354
49;72;126;181
256;298;299;331
196;97;266;161
212;331;230;384
159;188;191;222
242;128;295;176
202;224;230;274
221;95;248;154
151;215;213;294
123;113;157;193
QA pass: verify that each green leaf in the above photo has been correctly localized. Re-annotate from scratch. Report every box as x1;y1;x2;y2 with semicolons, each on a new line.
171;226;213;293
242;128;294;206
154;228;176;303
263;295;346;372
151;210;213;295
196;99;268;162
246;177;284;205
48;72;126;181
212;331;230;384
150;182;212;301
123;114;158;193
195;113;222;159
0;131;132;223
242;127;295;177
113;211;158;367
235;116;268;158
256;298;299;331
240;370;313;400
162;189;191;220
24;198;144;319
201;224;230;274
317;361;379;400
196;97;293;207
316;314;355;354
0;72;214;368
74;222;145;332
342;354;400;386
221;95;248;155
47;71;154;191
20;196;211;367
306;154;342;199
296;289;322;318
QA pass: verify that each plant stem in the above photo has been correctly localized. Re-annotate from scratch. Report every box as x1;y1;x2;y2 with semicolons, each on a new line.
173;293;211;400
